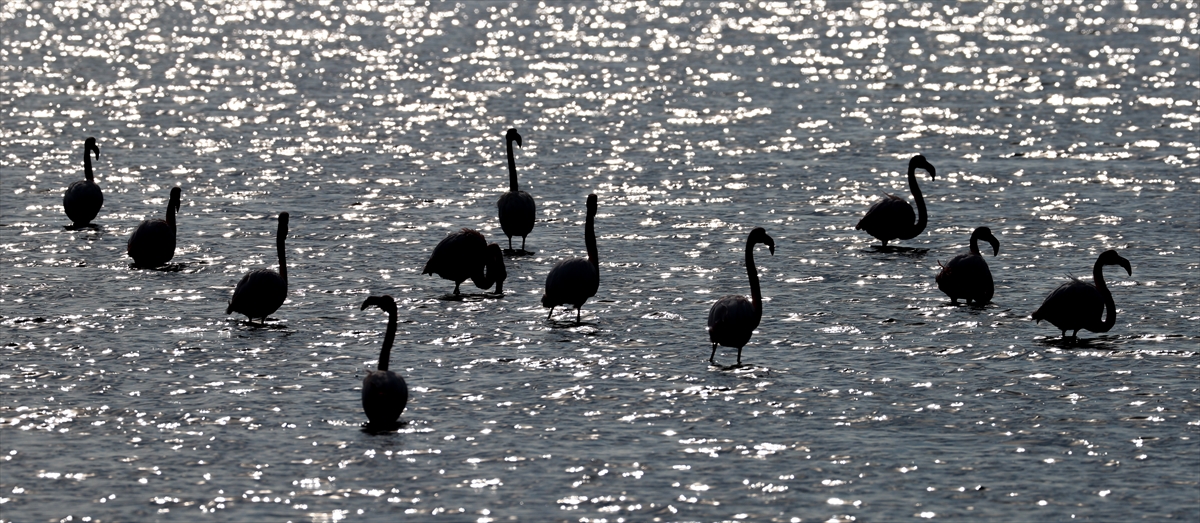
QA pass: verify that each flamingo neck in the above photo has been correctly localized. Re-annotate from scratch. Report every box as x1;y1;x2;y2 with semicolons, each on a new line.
903;165;927;240
277;226;288;284
378;308;397;371
968;234;980;256
585;211;598;272
1092;260;1117;332
746;240;763;315
84;147;94;183
166;198;177;228
506;138;519;192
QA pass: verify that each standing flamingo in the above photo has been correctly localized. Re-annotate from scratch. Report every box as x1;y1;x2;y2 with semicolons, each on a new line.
127;187;182;268
360;295;408;427
936;226;1000;305
496;128;535;252
542;194;599;322
63;137;104;227
226;212;289;323
856;155;937;247
421;228;507;295
1032;250;1132;339
708;227;775;366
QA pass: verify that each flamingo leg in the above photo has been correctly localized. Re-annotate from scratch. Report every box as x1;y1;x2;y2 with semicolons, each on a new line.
508;236;513;251
454;282;461;295
521;236;526;251
709;343;717;364
576;307;581;323
736;347;743;366
546;306;555;320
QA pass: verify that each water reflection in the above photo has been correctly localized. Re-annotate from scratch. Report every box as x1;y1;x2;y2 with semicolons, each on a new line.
2;0;1198;521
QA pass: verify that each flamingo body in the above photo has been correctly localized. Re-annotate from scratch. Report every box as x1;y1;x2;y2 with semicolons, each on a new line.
543;194;599;322
856;155;936;246
128;187;181;268
421;228;507;294
63;137;103;226
227;212;289;323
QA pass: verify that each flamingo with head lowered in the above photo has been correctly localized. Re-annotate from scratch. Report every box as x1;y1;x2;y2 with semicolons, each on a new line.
421;228;506;295
856;155;936;247
708;227;774;366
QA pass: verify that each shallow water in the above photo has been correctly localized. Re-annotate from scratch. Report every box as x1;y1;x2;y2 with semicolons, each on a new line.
2;1;1198;521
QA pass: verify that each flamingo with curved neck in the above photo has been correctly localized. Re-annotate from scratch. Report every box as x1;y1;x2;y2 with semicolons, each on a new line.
708;227;775;366
1032;249;1132;339
421;228;507;295
497;128;535;253
856;155;936;247
360;295;408;427
936;226;1000;305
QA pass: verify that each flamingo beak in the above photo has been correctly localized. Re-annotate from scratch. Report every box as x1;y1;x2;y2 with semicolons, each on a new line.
1119;258;1132;276
768;243;775;255
989;237;1000;256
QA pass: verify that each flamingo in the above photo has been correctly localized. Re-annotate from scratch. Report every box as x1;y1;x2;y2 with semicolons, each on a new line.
63;137;103;227
708;227;775;366
542;194;599;322
360;295;408;427
936;226;1000;305
226;212;289;323
496;128;535;252
127;187;182;268
1032;249;1132;339
856;155;936;247
421;228;507;295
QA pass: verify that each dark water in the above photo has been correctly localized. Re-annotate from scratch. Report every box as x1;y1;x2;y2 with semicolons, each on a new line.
2;1;1198;521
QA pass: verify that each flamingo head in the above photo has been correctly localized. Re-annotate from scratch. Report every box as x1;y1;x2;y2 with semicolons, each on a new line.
169;187;182;213
749;227;775;255
1098;249;1132;276
586;194;598;216
361;295;397;314
909;154;936;180
506;128;522;148
85;137;99;159
485;243;507;293
973;226;1000;256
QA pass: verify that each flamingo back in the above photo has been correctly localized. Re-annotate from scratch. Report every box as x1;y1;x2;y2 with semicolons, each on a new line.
127;219;177;267
856;194;915;243
226;268;287;319
936;253;994;303
497;190;535;238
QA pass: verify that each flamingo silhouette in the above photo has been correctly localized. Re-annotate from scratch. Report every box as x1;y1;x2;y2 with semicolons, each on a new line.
421;228;506;295
496;128;535;253
708;227;774;366
1032;250;1132;339
856;155;936;247
226;212;289;323
127;187;182;268
63;137;103;227
360;295;408;428
936;226;1000;305
543;194;599;322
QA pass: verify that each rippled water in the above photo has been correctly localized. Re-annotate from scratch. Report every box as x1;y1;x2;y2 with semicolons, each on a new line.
2;1;1198;521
